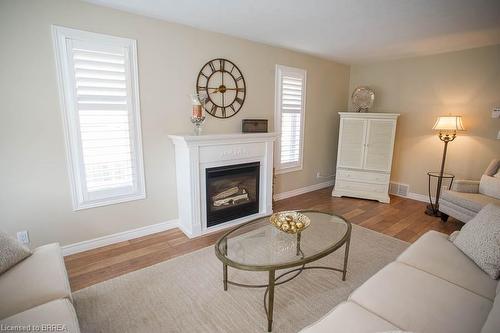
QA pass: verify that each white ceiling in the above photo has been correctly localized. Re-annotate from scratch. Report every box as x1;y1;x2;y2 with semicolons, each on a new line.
84;0;500;64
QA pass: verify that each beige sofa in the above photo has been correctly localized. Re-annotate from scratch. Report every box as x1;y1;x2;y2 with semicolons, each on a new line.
0;243;80;332
301;231;499;333
440;159;500;223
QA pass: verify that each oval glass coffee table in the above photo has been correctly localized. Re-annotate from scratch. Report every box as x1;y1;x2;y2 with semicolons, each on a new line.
214;210;352;332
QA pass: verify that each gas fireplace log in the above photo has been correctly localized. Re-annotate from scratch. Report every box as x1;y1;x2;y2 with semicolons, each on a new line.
213;192;250;207
212;186;239;201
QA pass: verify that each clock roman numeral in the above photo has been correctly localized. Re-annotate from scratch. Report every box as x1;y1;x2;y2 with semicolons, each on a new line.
219;59;225;71
221;107;226;118
200;72;208;79
237;87;245;92
209;61;216;72
211;104;217;114
197;86;207;91
235;97;244;105
235;75;243;82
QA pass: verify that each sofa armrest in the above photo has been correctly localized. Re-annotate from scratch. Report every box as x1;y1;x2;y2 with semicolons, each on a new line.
0;299;80;333
452;180;480;193
0;243;72;319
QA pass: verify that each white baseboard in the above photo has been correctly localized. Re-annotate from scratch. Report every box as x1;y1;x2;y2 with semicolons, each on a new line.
274;180;335;201
62;219;178;256
407;192;429;203
61;184;430;256
61;179;347;256
391;191;429;203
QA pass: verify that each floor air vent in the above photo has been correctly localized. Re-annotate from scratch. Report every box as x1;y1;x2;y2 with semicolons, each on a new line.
389;182;409;197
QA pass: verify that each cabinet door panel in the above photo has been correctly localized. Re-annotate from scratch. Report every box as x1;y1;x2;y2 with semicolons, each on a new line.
338;118;366;169
364;119;396;171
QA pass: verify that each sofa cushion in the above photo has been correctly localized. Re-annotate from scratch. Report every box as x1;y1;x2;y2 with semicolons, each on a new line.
300;301;400;333
0;299;80;333
479;175;500;200
397;231;497;300
481;292;500;333
484;159;500;177
453;204;500;279
0;243;72;319
0;231;31;275
349;262;493;333
441;190;500;213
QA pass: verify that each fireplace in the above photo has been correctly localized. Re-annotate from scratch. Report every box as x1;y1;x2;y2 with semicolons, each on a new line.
169;133;274;237
205;162;260;227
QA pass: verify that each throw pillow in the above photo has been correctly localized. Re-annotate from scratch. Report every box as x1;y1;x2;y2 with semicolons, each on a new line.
453;204;500;279
0;231;32;274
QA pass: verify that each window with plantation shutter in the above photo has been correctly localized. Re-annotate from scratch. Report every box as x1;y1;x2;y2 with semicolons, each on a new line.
52;26;145;210
275;65;307;173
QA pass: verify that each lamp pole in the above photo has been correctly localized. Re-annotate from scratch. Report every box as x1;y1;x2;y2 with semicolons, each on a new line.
426;131;456;216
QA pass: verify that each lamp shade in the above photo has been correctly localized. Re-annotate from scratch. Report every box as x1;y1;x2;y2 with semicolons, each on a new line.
432;116;465;131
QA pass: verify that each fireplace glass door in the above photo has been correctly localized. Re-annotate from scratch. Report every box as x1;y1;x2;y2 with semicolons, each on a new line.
205;162;260;227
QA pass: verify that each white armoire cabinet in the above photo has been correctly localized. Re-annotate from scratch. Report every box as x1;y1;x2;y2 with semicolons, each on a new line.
332;112;399;203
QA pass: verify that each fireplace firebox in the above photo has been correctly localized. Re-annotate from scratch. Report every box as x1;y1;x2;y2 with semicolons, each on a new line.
205;162;260;227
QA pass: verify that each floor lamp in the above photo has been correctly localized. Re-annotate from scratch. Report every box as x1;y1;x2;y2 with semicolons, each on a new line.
425;115;465;217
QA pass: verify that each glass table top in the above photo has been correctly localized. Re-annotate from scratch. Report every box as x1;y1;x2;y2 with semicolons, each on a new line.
215;211;351;270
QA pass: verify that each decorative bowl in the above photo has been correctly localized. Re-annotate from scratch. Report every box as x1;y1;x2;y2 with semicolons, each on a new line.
270;211;310;234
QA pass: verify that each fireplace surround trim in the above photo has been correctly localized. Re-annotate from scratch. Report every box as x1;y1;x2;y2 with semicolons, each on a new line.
169;133;276;238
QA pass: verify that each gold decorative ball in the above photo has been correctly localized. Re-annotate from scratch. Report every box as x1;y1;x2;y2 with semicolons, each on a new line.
270;211;310;234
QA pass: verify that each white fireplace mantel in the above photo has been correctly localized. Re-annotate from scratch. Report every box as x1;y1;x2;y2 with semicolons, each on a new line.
169;132;276;238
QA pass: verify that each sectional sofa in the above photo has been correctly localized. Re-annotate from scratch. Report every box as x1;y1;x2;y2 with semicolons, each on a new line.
301;230;499;333
0;243;80;332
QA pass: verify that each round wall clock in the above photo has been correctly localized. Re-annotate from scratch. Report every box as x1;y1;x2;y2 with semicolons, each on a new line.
196;58;246;119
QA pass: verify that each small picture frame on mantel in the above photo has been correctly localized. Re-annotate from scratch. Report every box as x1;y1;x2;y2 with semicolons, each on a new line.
242;119;268;133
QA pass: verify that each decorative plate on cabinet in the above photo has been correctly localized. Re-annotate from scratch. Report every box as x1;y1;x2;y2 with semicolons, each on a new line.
351;86;374;112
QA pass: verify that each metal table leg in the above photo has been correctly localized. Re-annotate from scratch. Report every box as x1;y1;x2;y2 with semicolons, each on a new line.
223;238;228;291
267;269;275;332
223;264;228;291
342;235;351;281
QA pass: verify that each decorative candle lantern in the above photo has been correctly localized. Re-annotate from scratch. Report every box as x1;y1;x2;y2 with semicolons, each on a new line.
190;93;207;135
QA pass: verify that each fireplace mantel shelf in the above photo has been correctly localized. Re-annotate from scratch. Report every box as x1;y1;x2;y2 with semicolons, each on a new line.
168;132;276;145
169;132;275;238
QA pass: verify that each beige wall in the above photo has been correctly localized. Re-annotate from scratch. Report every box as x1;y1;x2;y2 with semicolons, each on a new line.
349;45;500;195
0;0;350;247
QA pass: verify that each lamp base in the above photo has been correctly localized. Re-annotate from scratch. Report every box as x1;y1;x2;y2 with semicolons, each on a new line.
425;204;441;217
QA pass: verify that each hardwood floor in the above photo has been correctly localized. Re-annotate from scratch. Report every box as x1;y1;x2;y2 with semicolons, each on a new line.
64;187;462;291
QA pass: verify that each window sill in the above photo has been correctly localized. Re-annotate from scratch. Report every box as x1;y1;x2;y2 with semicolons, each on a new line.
73;192;146;211
275;165;303;175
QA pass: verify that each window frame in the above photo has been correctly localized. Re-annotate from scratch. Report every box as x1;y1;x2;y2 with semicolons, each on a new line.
274;64;307;174
52;25;146;211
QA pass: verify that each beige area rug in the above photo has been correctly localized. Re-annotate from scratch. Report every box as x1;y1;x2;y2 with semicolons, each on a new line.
73;225;408;333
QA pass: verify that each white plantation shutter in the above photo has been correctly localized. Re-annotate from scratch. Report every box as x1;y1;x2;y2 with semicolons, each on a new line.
53;26;145;210
275;65;306;172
